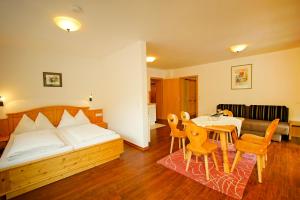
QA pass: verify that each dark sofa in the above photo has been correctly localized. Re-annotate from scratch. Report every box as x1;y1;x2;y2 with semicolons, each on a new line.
217;104;290;142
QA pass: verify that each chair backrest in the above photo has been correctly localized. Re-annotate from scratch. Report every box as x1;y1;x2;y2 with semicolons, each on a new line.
223;109;233;117
167;114;179;133
181;111;190;122
186;123;208;149
264;119;280;143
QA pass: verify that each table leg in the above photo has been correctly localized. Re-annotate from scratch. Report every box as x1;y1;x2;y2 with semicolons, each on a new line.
219;131;230;173
232;129;238;143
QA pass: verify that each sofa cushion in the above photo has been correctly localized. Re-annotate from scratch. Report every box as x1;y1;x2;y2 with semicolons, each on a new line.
217;104;246;118
242;119;289;135
249;105;289;122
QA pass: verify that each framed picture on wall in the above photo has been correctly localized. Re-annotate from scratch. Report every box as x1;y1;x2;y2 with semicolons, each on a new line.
43;72;62;87
231;64;252;89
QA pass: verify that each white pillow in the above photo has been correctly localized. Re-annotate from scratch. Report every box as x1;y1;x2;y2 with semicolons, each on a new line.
74;110;90;125
7;129;65;159
35;113;55;130
13;114;36;134
58;110;76;128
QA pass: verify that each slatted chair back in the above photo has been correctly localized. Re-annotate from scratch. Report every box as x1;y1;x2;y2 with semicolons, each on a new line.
181;111;190;130
223;109;233;117
167;114;179;135
186;123;208;149
264;119;280;144
181;111;190;122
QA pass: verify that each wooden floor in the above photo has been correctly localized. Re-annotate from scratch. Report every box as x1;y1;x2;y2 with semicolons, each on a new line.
13;124;300;200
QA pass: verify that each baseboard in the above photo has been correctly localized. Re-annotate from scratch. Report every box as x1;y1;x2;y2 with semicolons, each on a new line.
124;140;150;151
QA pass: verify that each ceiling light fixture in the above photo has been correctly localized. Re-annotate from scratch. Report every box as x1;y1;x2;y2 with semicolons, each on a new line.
54;16;81;32
146;56;156;63
230;44;248;53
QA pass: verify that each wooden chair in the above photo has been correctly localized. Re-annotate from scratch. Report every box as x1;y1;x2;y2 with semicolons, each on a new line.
185;123;219;180
223;109;233;117
167;114;187;159
213;109;234;143
231;119;279;183
181;111;190;130
240;119;280;162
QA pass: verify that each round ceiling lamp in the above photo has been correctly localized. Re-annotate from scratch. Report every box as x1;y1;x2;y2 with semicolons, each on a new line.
146;56;156;63
54;16;81;32
230;44;248;53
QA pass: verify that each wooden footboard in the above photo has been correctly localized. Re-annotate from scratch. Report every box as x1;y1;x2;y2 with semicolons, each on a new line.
0;138;123;199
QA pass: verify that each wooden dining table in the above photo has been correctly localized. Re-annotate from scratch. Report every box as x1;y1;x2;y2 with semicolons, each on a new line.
185;116;243;173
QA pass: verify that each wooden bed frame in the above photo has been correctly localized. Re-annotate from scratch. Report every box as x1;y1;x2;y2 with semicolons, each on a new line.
0;106;124;199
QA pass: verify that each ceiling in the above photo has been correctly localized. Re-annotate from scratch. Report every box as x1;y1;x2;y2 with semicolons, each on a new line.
1;0;300;69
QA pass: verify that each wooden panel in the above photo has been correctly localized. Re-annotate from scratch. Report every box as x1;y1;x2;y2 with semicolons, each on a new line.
0;119;9;136
0;138;123;198
162;78;181;119
180;76;198;118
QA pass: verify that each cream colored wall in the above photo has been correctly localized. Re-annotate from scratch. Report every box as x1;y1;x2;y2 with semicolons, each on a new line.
170;47;300;121
98;41;149;147
0;41;149;148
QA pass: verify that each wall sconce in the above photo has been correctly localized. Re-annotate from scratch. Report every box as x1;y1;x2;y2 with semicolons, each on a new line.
0;96;4;107
89;93;93;102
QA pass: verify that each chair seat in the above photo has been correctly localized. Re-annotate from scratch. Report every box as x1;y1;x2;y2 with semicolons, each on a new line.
241;134;265;145
171;130;186;138
187;141;217;154
235;140;267;155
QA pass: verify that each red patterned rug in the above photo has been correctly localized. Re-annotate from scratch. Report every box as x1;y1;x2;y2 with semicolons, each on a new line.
157;143;256;199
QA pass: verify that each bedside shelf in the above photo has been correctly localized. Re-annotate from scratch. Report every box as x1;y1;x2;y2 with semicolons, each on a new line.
94;122;108;129
289;121;300;140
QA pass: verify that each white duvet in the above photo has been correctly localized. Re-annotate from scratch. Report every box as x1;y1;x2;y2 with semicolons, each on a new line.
6;129;65;160
0;129;72;169
0;123;121;169
58;124;121;149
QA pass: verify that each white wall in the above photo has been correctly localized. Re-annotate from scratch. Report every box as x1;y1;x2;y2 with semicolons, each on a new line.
170;47;300;121
0;41;149;148
98;41;149;147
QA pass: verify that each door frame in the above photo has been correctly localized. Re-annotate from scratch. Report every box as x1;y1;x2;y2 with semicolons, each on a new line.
150;77;164;120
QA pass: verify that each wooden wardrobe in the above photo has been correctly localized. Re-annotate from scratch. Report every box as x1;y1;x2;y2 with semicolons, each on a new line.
161;77;198;119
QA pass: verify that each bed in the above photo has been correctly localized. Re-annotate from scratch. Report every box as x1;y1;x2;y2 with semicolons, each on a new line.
0;106;124;199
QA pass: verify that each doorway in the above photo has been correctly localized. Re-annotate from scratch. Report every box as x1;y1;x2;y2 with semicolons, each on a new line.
150;78;163;120
180;76;198;118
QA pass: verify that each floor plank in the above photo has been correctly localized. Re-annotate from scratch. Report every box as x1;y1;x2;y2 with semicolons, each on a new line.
13;124;300;200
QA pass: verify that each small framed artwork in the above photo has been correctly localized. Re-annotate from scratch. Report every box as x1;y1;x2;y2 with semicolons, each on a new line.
43;72;62;87
231;64;252;89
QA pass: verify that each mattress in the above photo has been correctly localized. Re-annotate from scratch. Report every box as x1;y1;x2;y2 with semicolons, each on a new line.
0;133;72;170
58;123;121;150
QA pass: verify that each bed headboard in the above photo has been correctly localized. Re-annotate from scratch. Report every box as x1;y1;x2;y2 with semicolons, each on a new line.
0;106;104;136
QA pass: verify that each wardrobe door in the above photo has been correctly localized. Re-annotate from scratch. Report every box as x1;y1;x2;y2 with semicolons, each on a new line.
162;78;181;119
187;79;197;116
